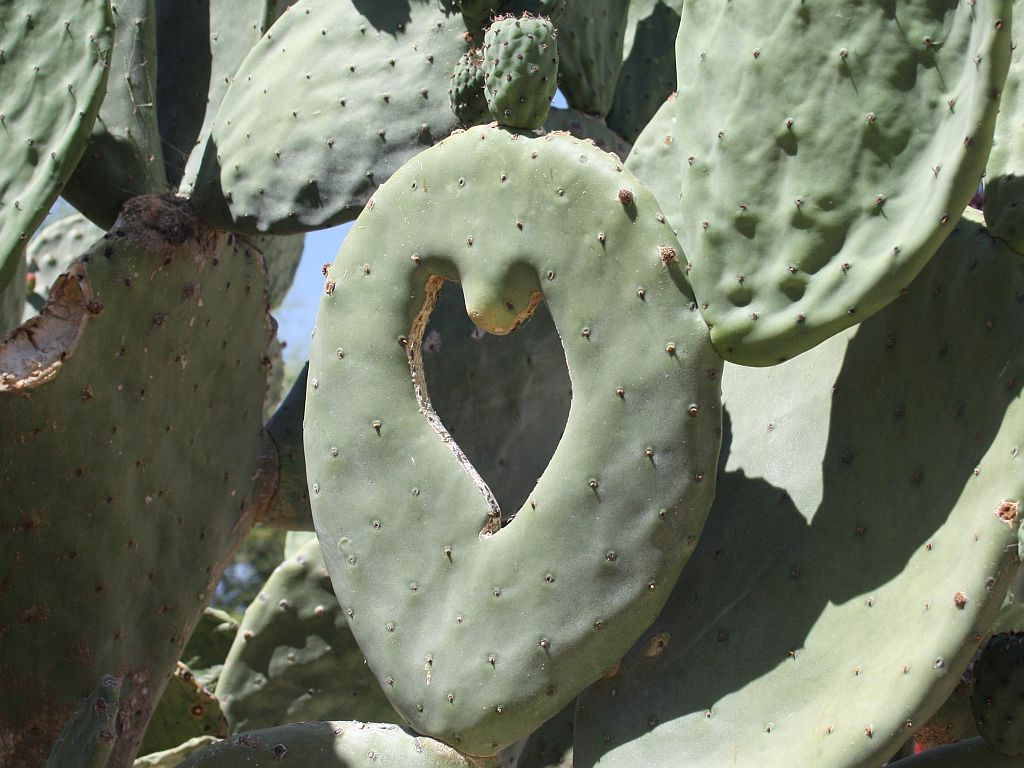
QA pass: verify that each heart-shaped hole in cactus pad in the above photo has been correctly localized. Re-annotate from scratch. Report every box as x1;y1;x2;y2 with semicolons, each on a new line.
421;280;570;521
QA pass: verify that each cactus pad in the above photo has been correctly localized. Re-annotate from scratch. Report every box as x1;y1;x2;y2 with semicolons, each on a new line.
262;364;314;530
450;50;490;128
215;538;399;732
554;0;629;117
44;676;120;768
0;0;112;302
624;94;680;228
676;0;1012;364
140;663;228;755
306;126;722;755
983;38;1024;253
606;0;682;145
192;0;470;234
178;722;499;767
575;209;1024;767
62;0;167;229
543;108;631;162
971;632;1024;754
134;736;219;767
0;196;277;766
482;15;559;129
458;0;502;26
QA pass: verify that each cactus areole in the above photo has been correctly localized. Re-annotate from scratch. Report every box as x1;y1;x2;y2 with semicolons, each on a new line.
305;125;723;755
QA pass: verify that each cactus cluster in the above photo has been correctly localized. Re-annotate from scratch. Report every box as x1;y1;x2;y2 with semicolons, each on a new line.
2;1;1023;767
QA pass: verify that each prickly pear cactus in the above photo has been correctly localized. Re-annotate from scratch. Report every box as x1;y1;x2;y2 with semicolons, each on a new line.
215;538;399;732
675;0;1012;365
139;663;227;756
191;0;470;233
624;94;679;227
62;0;167;229
971;632;1024;755
134;736;219;768
44;676;120;768
0;0;113;317
554;0;629;117
984;16;1024;253
180;608;239;690
178;722;500;767
0;196;277;767
574;209;1024;768
306;125;722;755
450;50;490;128
482;15;559;129
606;0;682;145
542;108;631;162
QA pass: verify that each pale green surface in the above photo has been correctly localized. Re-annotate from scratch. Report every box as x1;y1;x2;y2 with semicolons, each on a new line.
543;108;630;162
195;0;470;233
216;539;399;733
555;0;629;116
0;0;112;292
134;737;219;768
141;664;227;755
178;722;498;767
157;0;275;193
483;16;558;129
63;0;168;228
676;0;1012;364
624;95;679;227
306;126;721;755
575;209;1024;768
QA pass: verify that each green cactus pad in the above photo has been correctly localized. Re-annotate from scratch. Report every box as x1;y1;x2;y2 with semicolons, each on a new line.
675;0;1011;365
262;363;314;530
624;94;679;228
555;0;629;117
542;108;631;162
191;0;470;234
44;676;120;768
24;212;105;317
216;538;399;732
283;531;316;560
181;608;240;690
606;0;682;145
62;0;168;229
888;737;1024;767
306;126;722;755
983;26;1024;253
971;632;1024;754
0;0;112;301
450;50;490;128
178;722;500;767
0;245;26;334
482;15;559;129
574;209;1024;768
140;663;228;755
0;196;277;767
156;0;277;193
134;736;220;767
